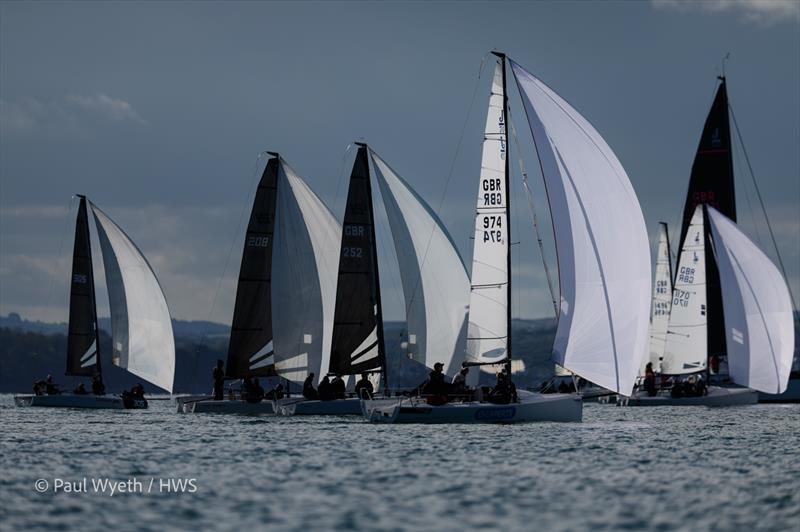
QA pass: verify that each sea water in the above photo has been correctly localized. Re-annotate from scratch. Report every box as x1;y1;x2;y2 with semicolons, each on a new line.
1;395;797;531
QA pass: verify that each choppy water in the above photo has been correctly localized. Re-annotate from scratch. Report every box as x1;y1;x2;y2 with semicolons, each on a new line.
1;395;798;531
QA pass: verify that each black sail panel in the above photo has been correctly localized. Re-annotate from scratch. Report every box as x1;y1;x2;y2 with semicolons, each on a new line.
66;196;100;376
226;156;279;378
329;146;385;375
678;81;735;364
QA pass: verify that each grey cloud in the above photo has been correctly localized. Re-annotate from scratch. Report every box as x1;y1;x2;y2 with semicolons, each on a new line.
652;0;800;26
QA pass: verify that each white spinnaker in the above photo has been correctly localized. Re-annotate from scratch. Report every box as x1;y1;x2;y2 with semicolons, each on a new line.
466;60;509;365
272;160;340;384
511;60;651;396
91;203;175;393
370;151;470;377
708;207;794;394
662;206;707;375
644;223;673;374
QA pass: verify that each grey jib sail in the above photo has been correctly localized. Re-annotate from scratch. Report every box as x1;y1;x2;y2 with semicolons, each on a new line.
226;156;280;377
679;80;735;363
66;196;100;376
328;145;385;375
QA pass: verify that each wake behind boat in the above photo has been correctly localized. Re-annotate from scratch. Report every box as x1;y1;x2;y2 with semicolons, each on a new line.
15;196;175;410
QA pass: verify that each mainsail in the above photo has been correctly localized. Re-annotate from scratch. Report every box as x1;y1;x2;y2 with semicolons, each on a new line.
679;79;735;368
66;196;100;376
329;145;386;376
511;59;651;396
370;150;470;377
466;60;510;366
91;203;175;393
645;222;673;373
662;206;707;375
271;159;340;384
226;155;279;378
707;207;794;394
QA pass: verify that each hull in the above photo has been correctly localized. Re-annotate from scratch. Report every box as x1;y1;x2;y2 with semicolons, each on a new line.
14;394;125;410
758;376;800;403
276;397;396;416
624;386;758;407
174;395;214;411
363;392;582;424
179;398;276;414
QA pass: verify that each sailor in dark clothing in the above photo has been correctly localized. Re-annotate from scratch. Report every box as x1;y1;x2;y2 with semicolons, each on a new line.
487;371;517;404
423;362;449;405
451;367;470;397
318;375;333;400
245;378;265;403
331;375;346;399
73;383;88;395
45;375;60;395
212;359;225;400
33;379;47;396
303;373;319;400
264;383;284;401
354;373;374;399
644;362;657;396
91;374;106;395
558;380;570;394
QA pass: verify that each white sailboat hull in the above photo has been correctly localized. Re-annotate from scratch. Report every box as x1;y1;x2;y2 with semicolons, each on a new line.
179;398;276;414
624;385;758;407
14;394;125;410
362;392;582;424
276;397;397;416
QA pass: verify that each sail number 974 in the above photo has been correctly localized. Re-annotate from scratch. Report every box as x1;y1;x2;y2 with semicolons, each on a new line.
482;215;503;243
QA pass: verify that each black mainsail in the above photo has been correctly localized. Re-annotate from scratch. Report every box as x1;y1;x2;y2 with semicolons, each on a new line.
225;155;280;378
678;79;736;364
66;195;101;377
328;144;386;378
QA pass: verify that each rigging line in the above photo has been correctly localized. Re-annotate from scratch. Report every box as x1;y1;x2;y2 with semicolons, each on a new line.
729;103;798;311
206;151;270;329
398;54;489;322
332;143;354;219
508;106;559;319
41;196;78;333
732;129;765;248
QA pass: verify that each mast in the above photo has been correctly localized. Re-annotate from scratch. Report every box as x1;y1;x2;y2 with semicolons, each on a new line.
66;194;101;379
493;51;512;377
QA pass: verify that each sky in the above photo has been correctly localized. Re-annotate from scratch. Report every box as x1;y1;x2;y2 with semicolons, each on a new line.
1;0;798;325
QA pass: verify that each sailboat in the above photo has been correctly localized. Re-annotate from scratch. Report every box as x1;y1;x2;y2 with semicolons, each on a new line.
14;195;175;409
627;77;795;406
279;142;472;415
181;153;341;413
364;52;651;423
644;223;674;376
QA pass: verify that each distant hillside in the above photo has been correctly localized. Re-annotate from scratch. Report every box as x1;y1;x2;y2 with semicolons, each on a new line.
0;313;558;393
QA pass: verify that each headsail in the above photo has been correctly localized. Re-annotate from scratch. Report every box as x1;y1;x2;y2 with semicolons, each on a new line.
66;196;100;376
662;206;707;375
370;150;470;377
271;159;340;384
226;156;279;378
91;202;175;393
329;145;386;376
466;60;510;366
645;222;673;373
511;59;651;396
707;207;794;394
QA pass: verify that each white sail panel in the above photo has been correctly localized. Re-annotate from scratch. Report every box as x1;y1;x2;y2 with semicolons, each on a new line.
708;207;794;394
91;203;175;392
644;223;673;373
511;60;651;396
370;151;470;376
662;206;707;375
271;160;341;384
466;60;509;365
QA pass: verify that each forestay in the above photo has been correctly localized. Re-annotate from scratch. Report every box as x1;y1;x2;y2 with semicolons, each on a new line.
708;207;794;394
370;151;470;376
645;223;673;373
511;60;650;396
662;206;707;375
271;160;340;384
466;60;509;366
91;203;175;393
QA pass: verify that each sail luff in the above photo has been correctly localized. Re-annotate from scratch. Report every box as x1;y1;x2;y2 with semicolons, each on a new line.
646;222;673;373
66;196;101;377
225;156;279;378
